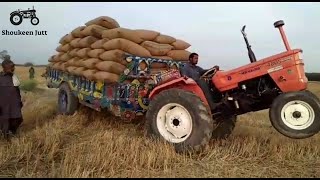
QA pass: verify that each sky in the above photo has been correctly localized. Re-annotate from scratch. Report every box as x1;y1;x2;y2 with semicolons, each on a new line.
0;2;319;72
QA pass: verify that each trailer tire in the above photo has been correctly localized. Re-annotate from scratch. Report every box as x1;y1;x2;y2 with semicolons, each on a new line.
211;115;237;139
269;90;320;139
145;88;215;153
58;82;79;115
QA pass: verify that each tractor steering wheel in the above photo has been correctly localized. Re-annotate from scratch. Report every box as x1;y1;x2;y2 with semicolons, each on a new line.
200;65;219;79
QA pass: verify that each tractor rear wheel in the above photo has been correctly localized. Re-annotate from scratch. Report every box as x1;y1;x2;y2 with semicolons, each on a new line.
145;88;215;153
269;90;320;139
10;12;23;26
58;82;79;115
211;115;237;139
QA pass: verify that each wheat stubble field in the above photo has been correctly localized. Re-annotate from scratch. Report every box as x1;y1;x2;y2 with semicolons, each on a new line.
0;66;319;178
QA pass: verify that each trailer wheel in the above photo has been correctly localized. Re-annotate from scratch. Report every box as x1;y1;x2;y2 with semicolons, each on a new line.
58;82;79;115
10;12;23;26
211;115;237;139
31;17;39;26
269;90;320;139
145;88;214;153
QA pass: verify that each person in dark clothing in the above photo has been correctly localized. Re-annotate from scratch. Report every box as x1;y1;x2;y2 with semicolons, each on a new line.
180;53;217;110
29;66;35;79
0;60;23;138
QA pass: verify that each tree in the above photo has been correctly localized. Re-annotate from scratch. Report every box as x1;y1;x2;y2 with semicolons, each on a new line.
24;62;34;67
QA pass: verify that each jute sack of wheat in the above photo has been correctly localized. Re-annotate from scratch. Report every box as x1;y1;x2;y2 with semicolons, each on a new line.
76;48;91;58
81;25;108;39
73;67;87;76
59;34;75;45
78;36;99;48
171;39;191;50
134;29;160;41
154;34;176;44
69;48;80;57
99;49;171;69
85;16;120;29
93;71;120;83
66;66;78;73
81;58;102;69
91;38;109;49
70;38;82;48
88;49;105;58
167;50;191;61
48;55;57;63
81;69;98;80
71;26;86;38
101;28;143;44
59;52;72;62
56;43;72;53
103;38;151;57
66;57;80;67
141;41;173;56
95;61;127;75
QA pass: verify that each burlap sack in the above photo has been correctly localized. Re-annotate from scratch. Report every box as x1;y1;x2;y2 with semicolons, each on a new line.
138;60;168;70
95;61;126;75
81;24;108;38
99;49;129;66
70;38;82;48
56;43;72;52
81;69;98;80
93;71;120;83
167;50;191;61
53;52;64;62
101;28;143;44
66;57;80;67
60;53;72;62
48;62;54;67
48;55;57;62
151;56;173;60
91;38;109;49
66;66;78;73
74;59;86;67
171;39;191;50
103;38;151;57
73;67;87;76
134;29;160;41
69;48;80;57
76;48;91;58
81;58;101;69
154;34;176;44
85;16;120;29
78;36;99;48
141;41;173;56
71;26;86;38
88;49;105;58
59;34;69;45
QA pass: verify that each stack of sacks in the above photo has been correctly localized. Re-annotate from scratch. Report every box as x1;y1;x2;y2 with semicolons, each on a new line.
48;16;192;84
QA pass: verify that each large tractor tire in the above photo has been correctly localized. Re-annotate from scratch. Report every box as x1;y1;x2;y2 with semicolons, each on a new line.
269;90;320;139
145;88;215;153
58;82;79;115
10;12;23;26
211;115;237;139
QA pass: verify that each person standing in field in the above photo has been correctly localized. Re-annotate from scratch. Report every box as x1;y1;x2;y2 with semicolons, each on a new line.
0;60;24;139
29;66;35;79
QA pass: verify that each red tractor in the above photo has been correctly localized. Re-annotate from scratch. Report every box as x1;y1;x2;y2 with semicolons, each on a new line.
145;20;320;153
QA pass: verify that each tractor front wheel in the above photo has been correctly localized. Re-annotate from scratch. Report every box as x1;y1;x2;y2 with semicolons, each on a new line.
269;90;320;139
145;88;215;153
31;17;39;26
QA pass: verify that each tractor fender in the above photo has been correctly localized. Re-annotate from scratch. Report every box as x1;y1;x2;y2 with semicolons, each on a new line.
149;77;209;106
10;11;17;15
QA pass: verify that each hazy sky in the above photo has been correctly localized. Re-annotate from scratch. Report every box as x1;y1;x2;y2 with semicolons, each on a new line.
0;2;319;72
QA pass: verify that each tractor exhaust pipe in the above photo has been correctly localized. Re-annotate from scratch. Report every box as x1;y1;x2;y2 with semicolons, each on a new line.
274;20;291;51
241;25;257;63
